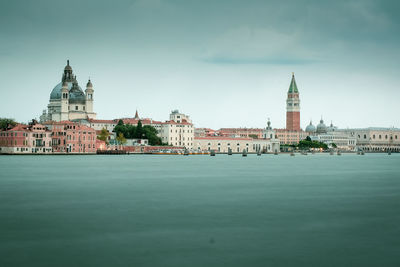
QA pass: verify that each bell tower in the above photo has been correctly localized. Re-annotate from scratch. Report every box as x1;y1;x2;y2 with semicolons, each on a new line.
85;79;95;119
286;73;300;131
60;81;69;121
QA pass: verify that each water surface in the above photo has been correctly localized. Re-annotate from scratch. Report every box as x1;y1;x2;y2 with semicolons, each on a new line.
0;154;399;267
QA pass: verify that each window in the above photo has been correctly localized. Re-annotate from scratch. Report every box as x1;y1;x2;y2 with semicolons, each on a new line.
75;106;78;110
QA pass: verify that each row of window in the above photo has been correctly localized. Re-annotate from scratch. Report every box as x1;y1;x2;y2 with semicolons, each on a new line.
0;132;28;137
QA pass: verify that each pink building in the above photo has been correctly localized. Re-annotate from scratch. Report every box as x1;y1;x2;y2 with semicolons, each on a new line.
274;128;307;145
0;122;52;154
50;121;97;153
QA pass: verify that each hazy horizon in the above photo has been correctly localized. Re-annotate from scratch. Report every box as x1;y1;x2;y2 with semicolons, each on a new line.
1;0;399;129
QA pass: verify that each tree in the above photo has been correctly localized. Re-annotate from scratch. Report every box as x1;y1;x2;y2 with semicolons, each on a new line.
0;118;17;130
249;134;258;139
116;132;127;145
306;136;312;141
331;143;337;148
135;120;143;139
97;128;110;144
111;121;163;146
143;125;162;145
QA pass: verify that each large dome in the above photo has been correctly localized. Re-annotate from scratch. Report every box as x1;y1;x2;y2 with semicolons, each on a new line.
316;119;327;134
50;82;86;104
305;121;316;133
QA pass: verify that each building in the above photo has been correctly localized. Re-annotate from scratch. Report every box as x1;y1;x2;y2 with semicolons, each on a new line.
0;121;52;154
286;73;300;131
48;121;97;153
218;128;264;138
158;110;194;148
193;137;279;153
274;73;306;145
40;60;96;122
92;110;195;149
275;129;307;145
310;132;357;151
194;119;280;153
306;119;356;150
336;127;400;152
87;119;118;132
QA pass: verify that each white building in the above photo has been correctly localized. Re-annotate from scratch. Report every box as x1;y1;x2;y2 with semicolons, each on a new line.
40;60;96;122
158;110;194;149
336;127;400;152
193;136;280;153
310;132;357;151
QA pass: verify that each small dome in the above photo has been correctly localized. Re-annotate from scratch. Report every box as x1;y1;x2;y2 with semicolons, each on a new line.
86;79;93;88
305;121;316;133
327;122;336;132
316;119;327;134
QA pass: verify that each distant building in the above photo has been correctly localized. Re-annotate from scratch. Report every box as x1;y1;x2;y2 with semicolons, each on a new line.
0;121;52;154
91;110;195;149
218;128;264;138
306;119;356;150
194;136;279;153
158;110;194;149
286;73;300;131
274;73;306;145
40;60;96;122
46;121;97;153
336;127;400;152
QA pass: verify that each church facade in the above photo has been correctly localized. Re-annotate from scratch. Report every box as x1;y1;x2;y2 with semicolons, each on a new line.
40;60;96;122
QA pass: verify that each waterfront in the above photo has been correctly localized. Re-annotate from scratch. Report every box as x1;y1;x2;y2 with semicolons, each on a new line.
0;154;399;267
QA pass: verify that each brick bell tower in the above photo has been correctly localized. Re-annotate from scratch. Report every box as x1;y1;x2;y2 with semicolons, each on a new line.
286;73;300;131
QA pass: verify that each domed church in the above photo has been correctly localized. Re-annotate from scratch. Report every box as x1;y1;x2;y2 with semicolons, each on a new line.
40;60;96;122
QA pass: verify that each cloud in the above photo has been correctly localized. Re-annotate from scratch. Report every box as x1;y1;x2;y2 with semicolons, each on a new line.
201;27;320;65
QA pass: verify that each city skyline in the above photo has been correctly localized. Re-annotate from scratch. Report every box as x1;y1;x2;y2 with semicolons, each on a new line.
1;0;399;129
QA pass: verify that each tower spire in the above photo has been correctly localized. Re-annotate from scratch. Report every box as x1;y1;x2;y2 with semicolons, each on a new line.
288;73;299;93
134;109;139;120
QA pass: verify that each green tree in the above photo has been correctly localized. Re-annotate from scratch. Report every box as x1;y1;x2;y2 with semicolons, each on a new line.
97;128;110;144
305;136;312;141
249;134;258;139
0;118;17;130
116;132;127;145
331;143;337;148
143;125;163;145
135;120;143;139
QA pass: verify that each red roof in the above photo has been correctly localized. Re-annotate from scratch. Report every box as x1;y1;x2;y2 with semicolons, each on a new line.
88;119;117;124
9;124;28;131
195;137;252;141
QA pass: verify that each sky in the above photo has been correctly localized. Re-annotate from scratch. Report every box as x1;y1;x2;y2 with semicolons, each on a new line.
0;0;399;129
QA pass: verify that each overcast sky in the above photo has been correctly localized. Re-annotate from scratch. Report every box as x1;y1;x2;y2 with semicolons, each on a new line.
0;0;399;129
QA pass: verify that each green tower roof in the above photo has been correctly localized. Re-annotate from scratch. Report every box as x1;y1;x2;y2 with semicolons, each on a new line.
288;73;299;93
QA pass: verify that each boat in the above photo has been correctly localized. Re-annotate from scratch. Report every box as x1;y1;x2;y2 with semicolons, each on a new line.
210;150;216;156
242;149;247;157
228;148;232;155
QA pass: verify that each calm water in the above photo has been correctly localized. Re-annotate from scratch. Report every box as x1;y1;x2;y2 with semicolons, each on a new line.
0;154;399;267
